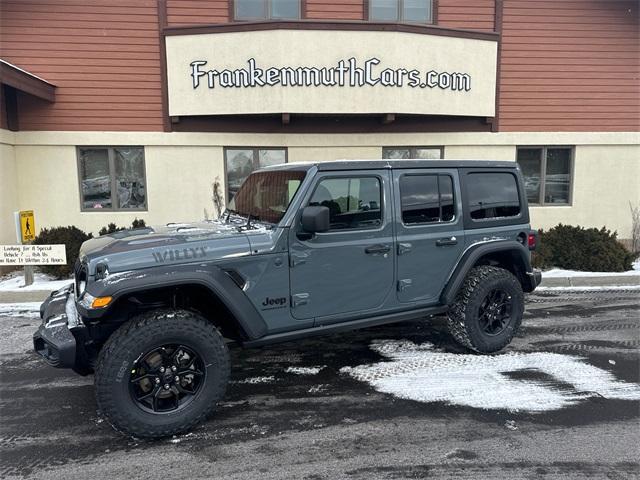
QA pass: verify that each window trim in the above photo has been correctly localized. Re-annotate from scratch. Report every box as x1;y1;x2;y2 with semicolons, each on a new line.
232;0;302;21
367;0;436;24
398;173;457;227
516;145;575;207
223;146;288;202
382;146;444;159
306;174;385;234
77;146;148;212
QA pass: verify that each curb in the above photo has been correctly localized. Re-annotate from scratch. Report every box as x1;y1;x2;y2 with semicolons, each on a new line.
539;276;640;288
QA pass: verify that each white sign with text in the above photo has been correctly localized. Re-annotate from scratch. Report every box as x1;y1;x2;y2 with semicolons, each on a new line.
0;245;67;266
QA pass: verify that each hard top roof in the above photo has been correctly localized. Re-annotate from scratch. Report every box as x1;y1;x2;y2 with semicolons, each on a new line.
260;159;518;172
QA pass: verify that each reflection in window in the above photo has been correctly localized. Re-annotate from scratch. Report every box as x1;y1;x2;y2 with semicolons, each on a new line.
235;0;300;20
516;147;573;205
467;172;521;220
400;174;455;224
225;148;287;202
309;177;382;231
383;146;443;160
370;0;432;23
78;147;146;211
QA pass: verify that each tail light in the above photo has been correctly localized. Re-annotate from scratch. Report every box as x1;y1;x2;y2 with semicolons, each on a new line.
527;231;537;251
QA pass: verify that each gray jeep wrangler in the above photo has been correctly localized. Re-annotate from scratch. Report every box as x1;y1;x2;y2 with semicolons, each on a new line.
34;160;541;438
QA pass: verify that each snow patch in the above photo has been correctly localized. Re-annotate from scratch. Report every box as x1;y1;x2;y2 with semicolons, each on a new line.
0;271;72;292
340;340;640;413
285;366;325;375
543;268;640;278
0;302;42;318
235;376;275;384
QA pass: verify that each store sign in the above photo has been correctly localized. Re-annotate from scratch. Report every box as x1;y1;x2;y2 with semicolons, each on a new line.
0;245;67;266
166;30;498;117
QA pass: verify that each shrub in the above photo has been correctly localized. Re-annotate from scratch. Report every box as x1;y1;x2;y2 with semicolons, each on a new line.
532;224;634;272
33;226;93;279
98;218;146;236
98;223;124;236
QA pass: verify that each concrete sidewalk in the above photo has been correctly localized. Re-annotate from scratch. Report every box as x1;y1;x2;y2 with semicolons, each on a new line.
0;274;637;305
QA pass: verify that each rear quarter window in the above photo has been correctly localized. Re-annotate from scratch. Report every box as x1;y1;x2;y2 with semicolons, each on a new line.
467;172;521;220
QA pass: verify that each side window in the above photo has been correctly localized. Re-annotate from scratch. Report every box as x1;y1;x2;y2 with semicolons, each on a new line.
467;172;521;220
309;177;382;231
399;174;455;225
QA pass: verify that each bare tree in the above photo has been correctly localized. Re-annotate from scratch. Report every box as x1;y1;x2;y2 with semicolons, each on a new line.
630;202;640;254
212;177;224;218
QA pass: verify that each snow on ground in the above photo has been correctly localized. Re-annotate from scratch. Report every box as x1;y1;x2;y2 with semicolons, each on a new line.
0;271;72;292
341;340;640;413
285;366;326;375
0;302;42;318
543;267;640;278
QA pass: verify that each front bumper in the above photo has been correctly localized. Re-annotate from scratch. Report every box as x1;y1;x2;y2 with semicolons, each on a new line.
33;284;85;369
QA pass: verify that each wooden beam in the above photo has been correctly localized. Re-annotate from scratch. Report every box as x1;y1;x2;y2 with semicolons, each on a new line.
0;60;55;102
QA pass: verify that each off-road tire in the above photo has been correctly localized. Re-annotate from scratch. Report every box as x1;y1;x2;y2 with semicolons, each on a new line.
447;266;524;353
95;309;230;438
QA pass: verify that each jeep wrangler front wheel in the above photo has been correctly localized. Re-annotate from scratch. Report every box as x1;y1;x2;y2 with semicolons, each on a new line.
447;266;524;353
95;309;230;438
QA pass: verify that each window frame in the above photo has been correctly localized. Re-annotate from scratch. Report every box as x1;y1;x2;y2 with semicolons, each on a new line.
398;173;456;227
223;146;288;202
382;146;444;159
516;145;575;207
76;146;148;212
306;174;385;234
233;0;301;21
368;0;435;24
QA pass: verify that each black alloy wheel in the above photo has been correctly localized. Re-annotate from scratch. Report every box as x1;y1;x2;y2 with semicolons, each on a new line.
477;289;513;336
129;344;206;413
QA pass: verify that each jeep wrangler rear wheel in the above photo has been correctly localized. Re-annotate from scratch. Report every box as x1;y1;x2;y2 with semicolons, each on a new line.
447;266;524;353
95;309;230;438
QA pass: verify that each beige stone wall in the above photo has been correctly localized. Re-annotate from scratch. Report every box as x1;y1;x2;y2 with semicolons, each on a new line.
1;129;638;241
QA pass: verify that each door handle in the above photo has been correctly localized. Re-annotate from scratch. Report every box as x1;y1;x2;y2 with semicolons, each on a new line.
436;236;458;247
365;244;391;255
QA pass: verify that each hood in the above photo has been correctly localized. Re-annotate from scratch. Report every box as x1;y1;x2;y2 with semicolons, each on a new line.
79;219;257;276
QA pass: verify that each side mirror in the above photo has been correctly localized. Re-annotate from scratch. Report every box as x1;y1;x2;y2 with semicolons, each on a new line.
300;206;330;234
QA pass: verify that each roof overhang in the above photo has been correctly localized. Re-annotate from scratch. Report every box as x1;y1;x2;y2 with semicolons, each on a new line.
0;59;56;102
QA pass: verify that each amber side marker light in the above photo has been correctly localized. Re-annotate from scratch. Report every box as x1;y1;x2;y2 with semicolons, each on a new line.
91;296;112;308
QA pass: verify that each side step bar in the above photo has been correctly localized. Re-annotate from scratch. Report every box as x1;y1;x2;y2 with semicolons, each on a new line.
242;305;449;348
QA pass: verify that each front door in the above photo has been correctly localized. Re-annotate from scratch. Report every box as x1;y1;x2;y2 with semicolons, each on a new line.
393;169;465;304
289;170;395;321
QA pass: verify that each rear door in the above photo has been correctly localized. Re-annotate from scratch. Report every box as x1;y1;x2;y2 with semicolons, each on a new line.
393;168;464;304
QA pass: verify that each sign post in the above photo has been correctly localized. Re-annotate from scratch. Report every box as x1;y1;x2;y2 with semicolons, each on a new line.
14;210;36;286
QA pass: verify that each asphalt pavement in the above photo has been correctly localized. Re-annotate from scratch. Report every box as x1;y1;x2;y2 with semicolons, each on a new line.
0;288;639;480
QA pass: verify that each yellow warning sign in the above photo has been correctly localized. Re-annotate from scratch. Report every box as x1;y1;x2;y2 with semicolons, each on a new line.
19;210;35;243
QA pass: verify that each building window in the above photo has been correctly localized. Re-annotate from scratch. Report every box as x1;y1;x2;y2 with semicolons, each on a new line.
309;176;382;231
225;147;287;201
78;147;147;211
383;146;443;159
517;146;573;205
369;0;433;23
400;174;454;225
467;172;521;220
234;0;300;20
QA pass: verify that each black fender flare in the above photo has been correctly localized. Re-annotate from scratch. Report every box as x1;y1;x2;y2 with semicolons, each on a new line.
440;240;534;305
79;264;268;340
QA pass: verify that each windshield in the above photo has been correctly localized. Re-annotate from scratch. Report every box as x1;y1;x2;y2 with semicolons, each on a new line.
227;170;306;225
